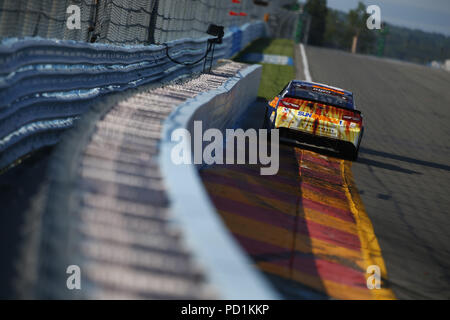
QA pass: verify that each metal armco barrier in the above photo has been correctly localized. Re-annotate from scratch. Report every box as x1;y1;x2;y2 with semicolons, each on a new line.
0;21;266;170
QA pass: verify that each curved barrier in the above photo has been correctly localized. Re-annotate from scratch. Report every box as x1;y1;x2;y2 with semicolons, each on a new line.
0;21;266;169
160;64;279;299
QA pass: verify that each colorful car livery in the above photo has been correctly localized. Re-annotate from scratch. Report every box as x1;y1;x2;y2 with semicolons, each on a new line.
265;80;364;160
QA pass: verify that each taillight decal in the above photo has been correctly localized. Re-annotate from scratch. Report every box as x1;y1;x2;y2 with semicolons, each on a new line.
343;114;361;122
279;99;299;109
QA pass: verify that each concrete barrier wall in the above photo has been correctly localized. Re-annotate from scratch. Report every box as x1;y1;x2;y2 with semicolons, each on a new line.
160;64;279;299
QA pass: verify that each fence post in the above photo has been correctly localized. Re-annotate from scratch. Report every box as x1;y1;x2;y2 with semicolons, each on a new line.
147;0;159;44
295;13;303;43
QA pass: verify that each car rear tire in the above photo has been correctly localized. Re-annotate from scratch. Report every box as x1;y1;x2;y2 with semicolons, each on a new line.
342;127;363;161
340;143;359;161
262;106;274;143
263;105;275;130
349;146;360;161
262;106;270;130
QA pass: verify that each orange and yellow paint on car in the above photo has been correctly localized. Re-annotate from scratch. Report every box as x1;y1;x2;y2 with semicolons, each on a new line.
270;97;363;148
200;144;395;300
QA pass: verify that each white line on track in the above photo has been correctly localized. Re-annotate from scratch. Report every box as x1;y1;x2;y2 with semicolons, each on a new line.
299;43;312;82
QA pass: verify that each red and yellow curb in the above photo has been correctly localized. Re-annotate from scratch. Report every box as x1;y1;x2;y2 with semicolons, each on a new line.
200;145;395;299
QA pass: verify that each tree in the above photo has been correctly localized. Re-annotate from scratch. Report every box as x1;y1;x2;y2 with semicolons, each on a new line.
347;2;375;54
321;3;450;63
323;9;351;49
304;0;328;46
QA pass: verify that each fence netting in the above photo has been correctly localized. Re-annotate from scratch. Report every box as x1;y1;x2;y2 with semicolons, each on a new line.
0;0;96;42
0;0;294;45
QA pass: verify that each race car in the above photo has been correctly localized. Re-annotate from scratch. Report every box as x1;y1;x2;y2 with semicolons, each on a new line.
264;80;364;160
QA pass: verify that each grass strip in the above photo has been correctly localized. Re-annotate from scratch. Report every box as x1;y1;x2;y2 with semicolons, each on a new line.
234;38;295;100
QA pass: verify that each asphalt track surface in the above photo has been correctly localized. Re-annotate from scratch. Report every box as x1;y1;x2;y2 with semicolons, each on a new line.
301;46;450;299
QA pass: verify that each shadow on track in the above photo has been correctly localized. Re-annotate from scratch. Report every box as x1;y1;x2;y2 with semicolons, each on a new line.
0;146;54;299
360;147;450;172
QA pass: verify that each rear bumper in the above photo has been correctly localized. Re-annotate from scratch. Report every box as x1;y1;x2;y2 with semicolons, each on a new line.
278;126;360;150
266;105;363;149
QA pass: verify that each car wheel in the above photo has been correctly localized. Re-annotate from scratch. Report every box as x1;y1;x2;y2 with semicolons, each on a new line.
350;146;359;161
262;106;270;129
351;128;364;161
341;143;359;161
262;106;273;143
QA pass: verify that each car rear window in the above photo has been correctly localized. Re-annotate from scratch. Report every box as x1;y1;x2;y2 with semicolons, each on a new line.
284;84;354;109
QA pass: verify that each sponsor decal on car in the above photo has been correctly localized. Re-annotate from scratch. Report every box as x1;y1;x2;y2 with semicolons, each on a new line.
297;110;313;117
272;97;362;147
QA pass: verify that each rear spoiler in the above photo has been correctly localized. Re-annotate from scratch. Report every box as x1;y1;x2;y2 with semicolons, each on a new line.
283;95;361;114
349;108;361;114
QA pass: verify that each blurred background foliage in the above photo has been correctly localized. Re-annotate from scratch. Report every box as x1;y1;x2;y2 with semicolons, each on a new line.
296;0;450;65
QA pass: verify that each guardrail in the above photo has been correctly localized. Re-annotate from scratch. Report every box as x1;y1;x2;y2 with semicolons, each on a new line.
0;21;266;170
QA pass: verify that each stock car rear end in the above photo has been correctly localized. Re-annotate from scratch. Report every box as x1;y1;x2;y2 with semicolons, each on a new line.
265;80;364;160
